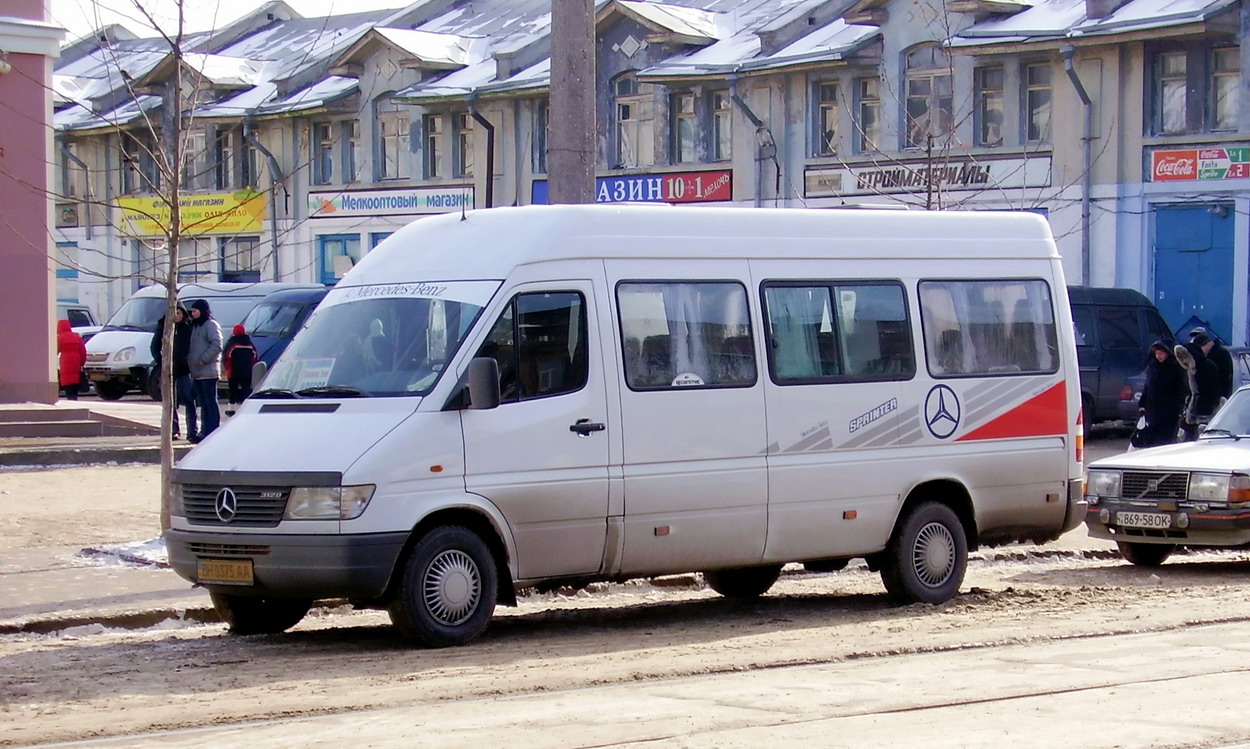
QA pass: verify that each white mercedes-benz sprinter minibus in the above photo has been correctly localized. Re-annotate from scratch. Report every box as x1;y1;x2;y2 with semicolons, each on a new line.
165;205;1086;647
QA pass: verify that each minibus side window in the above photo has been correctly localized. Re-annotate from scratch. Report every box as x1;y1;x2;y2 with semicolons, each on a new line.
920;279;1059;377
763;281;914;384
474;292;588;402
617;281;756;390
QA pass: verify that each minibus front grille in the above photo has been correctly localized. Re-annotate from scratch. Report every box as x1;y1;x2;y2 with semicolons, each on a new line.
181;484;289;527
186;542;271;556
1121;471;1189;501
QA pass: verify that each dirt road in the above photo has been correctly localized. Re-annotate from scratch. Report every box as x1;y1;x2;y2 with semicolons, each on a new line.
6;449;1250;747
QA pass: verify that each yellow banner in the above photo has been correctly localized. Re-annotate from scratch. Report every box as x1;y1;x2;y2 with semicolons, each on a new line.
117;191;267;236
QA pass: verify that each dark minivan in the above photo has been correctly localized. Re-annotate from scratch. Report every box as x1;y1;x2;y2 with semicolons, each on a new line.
1068;285;1173;431
236;286;329;369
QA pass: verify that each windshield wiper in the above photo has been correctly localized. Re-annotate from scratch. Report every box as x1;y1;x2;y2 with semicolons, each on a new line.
251;388;299;399
103;324;149;332
297;385;366;398
1200;427;1241;440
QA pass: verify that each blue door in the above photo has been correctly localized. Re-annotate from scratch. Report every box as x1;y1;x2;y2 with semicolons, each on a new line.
1152;204;1234;342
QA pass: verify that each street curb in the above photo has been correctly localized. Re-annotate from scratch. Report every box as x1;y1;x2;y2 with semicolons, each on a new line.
0;445;191;468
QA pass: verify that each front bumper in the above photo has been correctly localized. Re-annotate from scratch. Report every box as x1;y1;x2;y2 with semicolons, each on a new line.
165;529;410;599
1084;500;1250;547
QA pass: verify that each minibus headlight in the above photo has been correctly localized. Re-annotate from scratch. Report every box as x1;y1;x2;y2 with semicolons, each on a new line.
1086;469;1121;499
1189;473;1231;501
286;485;375;520
171;484;185;517
114;346;135;363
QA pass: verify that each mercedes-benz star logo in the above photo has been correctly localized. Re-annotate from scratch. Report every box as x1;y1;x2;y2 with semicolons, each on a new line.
214;487;239;523
924;385;961;440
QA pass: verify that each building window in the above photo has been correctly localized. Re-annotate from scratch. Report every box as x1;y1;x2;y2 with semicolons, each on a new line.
221;236;261;281
532;100;549;174
377;100;410;180
313;122;335;185
711;90;732;161
904;45;953;149
242;138;264;189
318;234;361;285
671;91;695;163
424;113;444;179
1213;47;1240;131
215;129;237;190
344;120;362;182
815;82;839;156
855;77;880;153
121;133;158;194
975;67;1004;147
455;112;474;178
58;142;81;198
1157;51;1187;134
182;129;211;190
614;74;655;168
1024;63;1052;143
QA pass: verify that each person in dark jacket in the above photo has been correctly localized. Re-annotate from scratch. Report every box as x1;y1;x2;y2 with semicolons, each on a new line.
187;299;223;443
1175;340;1222;441
223;323;257;416
151;305;194;439
56;319;86;401
1132;341;1187;448
1190;328;1234;400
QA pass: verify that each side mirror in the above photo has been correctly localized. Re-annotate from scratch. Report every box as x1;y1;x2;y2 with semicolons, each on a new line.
252;360;268;388
467;357;500;410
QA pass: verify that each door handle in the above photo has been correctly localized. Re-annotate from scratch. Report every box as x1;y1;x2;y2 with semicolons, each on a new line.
570;418;605;435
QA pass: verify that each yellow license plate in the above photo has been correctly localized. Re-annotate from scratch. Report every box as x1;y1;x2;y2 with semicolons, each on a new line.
197;558;254;586
88;372;110;381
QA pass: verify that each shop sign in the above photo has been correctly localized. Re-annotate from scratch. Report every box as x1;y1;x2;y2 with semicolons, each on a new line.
116;190;266;237
531;169;733;204
1150;147;1250;182
804;156;1051;198
308;186;474;218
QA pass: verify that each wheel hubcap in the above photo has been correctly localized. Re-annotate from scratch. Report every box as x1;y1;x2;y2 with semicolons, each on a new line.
912;521;955;587
423;549;481;625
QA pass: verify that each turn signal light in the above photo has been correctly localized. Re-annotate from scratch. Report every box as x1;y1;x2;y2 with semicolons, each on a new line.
1228;474;1250;504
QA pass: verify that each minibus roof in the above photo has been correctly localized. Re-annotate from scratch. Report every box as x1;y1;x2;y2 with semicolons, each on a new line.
344;205;1058;286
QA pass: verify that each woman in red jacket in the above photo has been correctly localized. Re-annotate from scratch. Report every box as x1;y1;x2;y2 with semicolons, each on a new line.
56;319;87;400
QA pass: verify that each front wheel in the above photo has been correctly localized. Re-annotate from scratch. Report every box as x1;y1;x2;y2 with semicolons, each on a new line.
703;564;782;598
388;526;498;648
210;592;312;635
880;502;967;604
1117;541;1174;567
94;380;128;401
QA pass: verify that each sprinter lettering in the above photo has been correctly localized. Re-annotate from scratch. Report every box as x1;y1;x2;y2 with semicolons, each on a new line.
849;398;898;433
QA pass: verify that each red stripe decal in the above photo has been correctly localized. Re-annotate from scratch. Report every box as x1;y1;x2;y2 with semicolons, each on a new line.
956;382;1068;441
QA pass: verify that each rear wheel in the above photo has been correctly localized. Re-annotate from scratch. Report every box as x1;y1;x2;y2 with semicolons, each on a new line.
388;526;497;648
210;592;312;635
1116;541;1174;567
703;565;782;598
880;501;967;604
94;380;128;401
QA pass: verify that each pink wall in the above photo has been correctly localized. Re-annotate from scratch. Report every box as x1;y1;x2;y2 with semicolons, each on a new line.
0;2;58;402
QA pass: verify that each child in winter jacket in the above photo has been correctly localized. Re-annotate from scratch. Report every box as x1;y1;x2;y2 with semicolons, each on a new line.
223;324;258;416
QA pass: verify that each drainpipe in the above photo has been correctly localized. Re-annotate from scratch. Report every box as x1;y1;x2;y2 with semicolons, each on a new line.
1062;45;1093;286
728;73;771;208
467;92;495;208
58;138;93;239
243;120;283;279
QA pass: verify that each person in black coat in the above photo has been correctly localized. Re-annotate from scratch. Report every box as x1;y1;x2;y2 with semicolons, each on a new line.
1132;341;1187;448
150;305;195;439
1190;328;1234;400
1175;340;1223;441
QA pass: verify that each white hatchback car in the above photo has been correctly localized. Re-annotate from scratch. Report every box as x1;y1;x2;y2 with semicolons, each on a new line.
1085;385;1250;566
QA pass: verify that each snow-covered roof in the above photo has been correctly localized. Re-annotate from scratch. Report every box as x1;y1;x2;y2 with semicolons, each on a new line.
614;0;726;40
951;0;1238;46
371;27;486;68
182;53;268;88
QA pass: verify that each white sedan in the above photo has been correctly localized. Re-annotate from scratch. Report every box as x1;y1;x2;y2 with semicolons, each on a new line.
1085;385;1250;566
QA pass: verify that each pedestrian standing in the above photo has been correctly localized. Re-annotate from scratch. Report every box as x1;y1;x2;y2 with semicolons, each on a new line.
150;305;195;439
187;299;223;443
1175;340;1222;441
223;323;257;416
55;319;86;401
1131;341;1187;448
1190;328;1234;400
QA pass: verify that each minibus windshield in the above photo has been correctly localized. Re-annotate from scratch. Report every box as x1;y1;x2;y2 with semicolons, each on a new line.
102;296;166;332
256;281;497;398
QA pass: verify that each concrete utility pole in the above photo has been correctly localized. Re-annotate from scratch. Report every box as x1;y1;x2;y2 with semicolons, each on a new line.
548;0;596;204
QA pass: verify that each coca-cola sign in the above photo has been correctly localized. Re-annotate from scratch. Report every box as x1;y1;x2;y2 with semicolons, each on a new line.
1151;147;1250;181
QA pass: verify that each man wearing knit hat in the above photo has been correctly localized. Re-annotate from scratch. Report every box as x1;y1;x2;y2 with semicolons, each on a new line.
1190;327;1234;400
